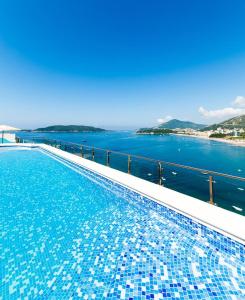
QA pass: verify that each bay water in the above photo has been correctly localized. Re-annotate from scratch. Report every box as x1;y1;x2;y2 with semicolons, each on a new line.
18;131;245;214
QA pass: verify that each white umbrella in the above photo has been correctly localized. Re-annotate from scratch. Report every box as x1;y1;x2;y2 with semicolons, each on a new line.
0;125;20;131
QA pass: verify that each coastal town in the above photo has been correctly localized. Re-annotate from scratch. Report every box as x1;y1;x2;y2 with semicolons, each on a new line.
137;115;245;146
173;126;245;138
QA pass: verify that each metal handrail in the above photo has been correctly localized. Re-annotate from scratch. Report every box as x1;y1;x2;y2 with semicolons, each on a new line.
17;136;245;182
16;135;245;210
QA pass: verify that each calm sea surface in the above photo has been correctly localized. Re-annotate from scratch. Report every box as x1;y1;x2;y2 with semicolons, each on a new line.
18;131;245;214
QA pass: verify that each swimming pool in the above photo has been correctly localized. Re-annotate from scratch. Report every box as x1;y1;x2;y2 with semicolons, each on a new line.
0;147;244;299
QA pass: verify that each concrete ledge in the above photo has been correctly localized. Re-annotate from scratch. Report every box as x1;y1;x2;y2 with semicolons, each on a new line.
1;143;245;244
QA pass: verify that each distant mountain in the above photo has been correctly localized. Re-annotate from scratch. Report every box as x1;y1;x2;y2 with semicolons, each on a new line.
158;119;206;130
35;125;106;132
201;115;245;131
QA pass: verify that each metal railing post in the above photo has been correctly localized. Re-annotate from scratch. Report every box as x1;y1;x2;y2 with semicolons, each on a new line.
128;155;131;174
106;150;110;166
92;148;95;161
209;175;214;205
19;137;245;213
158;162;162;185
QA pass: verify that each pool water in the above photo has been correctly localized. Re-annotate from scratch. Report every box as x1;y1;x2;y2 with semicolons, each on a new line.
0;148;244;299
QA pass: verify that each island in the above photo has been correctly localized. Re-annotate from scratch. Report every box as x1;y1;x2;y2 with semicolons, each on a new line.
34;125;106;132
136;128;174;135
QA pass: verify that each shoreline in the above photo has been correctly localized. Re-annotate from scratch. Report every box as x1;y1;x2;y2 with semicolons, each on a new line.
137;132;245;147
172;133;245;147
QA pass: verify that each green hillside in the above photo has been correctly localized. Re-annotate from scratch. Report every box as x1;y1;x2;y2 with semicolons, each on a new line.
158;119;206;130
35;125;106;132
201;115;245;131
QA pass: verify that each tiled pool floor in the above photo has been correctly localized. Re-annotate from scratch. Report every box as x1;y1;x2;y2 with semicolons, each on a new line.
0;148;244;299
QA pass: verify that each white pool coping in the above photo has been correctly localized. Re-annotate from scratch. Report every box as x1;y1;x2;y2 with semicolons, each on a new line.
1;143;245;244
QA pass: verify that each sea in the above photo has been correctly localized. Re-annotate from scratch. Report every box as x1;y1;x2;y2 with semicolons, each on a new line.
17;131;245;215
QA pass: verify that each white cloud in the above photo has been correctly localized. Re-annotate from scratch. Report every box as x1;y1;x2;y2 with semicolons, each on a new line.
198;96;245;119
198;106;245;119
157;115;173;124
233;96;245;108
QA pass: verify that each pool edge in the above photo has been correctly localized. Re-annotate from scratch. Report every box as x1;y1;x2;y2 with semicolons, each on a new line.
2;143;245;245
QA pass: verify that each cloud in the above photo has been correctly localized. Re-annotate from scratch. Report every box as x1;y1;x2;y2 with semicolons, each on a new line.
233;96;245;107
157;115;173;124
198;96;245;119
198;106;245;119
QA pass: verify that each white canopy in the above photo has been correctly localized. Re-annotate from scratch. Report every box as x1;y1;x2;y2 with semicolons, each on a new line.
0;125;21;131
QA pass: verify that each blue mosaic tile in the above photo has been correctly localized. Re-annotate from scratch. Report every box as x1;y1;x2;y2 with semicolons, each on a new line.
0;148;244;299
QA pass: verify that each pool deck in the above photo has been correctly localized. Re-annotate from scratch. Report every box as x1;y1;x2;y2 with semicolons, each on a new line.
1;143;245;244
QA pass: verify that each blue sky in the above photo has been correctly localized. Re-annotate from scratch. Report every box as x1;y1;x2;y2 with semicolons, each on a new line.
0;0;245;129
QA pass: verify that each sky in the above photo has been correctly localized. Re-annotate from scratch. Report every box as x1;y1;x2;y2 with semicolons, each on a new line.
0;0;245;129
